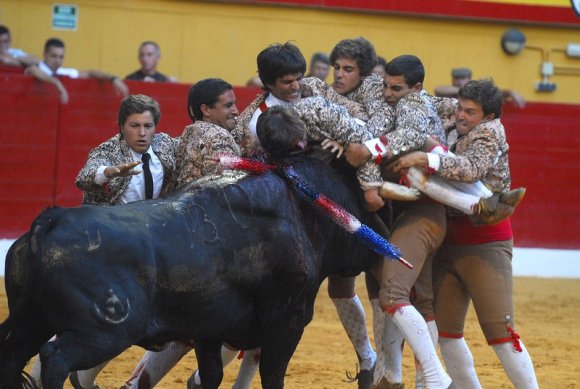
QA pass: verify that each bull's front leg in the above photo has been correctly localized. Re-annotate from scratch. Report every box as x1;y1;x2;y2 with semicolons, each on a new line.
192;338;223;389
259;324;305;389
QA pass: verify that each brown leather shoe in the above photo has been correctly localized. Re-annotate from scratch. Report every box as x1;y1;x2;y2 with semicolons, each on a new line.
471;202;514;225
499;187;526;207
476;193;500;215
373;377;405;389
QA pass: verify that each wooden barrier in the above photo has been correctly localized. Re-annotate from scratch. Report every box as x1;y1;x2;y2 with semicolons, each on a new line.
0;73;578;248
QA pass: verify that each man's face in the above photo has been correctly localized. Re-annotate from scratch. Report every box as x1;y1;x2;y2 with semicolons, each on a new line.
455;98;494;136
383;74;420;107
139;44;159;73
332;57;362;96
0;33;11;55
203;89;239;131
311;61;329;81
121;111;156;154
267;73;302;103
43;46;65;72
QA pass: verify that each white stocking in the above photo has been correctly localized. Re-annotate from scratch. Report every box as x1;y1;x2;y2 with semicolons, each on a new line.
371;298;403;385
233;348;260;389
492;341;539;389
439;337;481;389
332;296;376;370
416;319;440;389
390;306;451;389
124;341;192;388
405;167;486;215
75;361;109;388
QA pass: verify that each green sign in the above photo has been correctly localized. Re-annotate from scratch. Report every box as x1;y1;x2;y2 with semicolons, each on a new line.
52;4;78;31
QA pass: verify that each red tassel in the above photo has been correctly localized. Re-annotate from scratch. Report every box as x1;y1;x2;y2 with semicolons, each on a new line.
507;326;523;352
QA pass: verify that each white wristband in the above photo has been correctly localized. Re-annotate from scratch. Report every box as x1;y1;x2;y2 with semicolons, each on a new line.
426;153;441;171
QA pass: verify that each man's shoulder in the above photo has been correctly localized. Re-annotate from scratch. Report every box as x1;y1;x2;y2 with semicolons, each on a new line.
397;92;428;113
125;70;144;80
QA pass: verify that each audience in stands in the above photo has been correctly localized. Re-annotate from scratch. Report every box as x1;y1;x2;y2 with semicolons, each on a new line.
434;67;525;108
306;51;330;81
0;25;38;68
125;41;177;83
245;75;264;89
25;37;129;104
373;55;388;77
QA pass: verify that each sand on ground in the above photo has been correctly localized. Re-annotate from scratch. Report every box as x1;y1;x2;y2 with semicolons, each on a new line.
1;275;579;388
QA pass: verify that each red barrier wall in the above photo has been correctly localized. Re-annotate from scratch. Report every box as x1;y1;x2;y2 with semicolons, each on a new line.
1;74;578;248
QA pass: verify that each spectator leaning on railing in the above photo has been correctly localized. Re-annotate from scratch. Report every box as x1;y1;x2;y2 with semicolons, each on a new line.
25;37;129;104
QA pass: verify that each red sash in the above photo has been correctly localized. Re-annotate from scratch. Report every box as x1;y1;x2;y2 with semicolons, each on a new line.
445;215;513;245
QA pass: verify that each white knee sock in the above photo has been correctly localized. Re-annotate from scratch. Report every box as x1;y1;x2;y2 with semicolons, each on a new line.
332;296;376;371
76;361;109;388
415;319;440;389
124;341;192;388
31;356;43;388
439;337;481;389
405;167;484;215
371;298;403;385
492;341;539;389
390;305;451;389
232;348;260;389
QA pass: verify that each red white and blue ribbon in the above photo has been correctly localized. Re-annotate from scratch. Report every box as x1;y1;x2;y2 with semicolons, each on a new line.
216;155;412;269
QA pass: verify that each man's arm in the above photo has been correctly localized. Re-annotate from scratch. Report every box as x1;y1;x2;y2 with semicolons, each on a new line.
24;65;69;104
78;69;130;98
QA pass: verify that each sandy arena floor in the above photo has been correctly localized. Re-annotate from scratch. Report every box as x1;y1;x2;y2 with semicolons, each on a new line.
2;275;579;388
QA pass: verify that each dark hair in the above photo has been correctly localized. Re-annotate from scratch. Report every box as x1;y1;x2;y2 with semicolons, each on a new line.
118;94;161;135
187;78;233;121
310;51;329;67
458;79;503;119
385;55;425;86
44;38;65;53
257;42;306;89
257;106;306;159
0;25;10;37
329;37;377;77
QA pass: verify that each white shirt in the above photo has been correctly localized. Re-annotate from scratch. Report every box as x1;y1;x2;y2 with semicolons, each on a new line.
38;60;80;78
7;48;27;58
95;147;164;204
248;93;291;135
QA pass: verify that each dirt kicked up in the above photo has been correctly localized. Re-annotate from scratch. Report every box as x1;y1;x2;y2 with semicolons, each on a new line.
2;275;578;388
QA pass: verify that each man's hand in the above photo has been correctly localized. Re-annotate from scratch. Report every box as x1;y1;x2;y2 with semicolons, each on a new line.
364;188;385;212
104;161;142;178
390;151;428;174
344;142;371;167
321;139;345;158
112;78;130;98
54;79;69;104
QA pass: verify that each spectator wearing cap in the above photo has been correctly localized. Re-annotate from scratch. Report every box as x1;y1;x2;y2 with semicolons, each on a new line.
435;66;525;108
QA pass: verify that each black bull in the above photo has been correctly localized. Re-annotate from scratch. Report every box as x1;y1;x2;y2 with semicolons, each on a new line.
0;157;383;389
